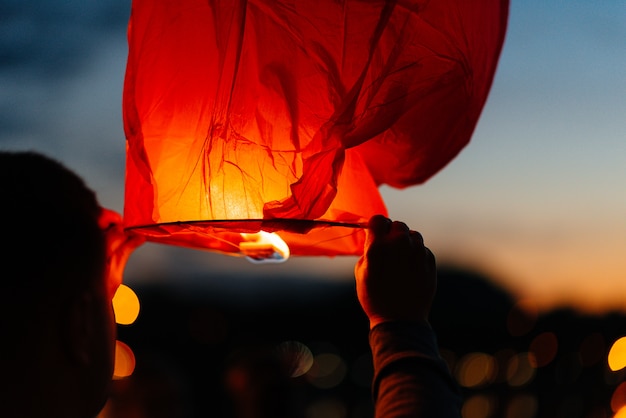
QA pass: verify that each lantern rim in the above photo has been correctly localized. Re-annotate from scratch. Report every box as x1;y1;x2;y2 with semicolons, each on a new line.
124;218;369;256
125;218;366;234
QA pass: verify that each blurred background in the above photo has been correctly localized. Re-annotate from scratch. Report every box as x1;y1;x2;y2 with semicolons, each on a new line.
2;1;625;417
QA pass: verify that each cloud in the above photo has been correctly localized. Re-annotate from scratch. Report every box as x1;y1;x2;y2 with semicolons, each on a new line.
0;0;129;77
0;0;130;210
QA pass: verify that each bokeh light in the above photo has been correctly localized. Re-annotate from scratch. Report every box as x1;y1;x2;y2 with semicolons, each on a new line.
612;382;626;414
112;284;140;325
493;349;516;384
506;353;535;387
461;394;497;418
455;352;497;388
113;340;136;380
276;340;314;377
306;352;347;389
608;337;626;372
528;332;558;368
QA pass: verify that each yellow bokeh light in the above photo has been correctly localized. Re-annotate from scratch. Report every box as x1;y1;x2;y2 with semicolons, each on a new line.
112;284;140;325
608;337;626;372
113;340;136;380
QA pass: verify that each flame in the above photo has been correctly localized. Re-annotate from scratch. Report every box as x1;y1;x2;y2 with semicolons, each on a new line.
239;231;290;264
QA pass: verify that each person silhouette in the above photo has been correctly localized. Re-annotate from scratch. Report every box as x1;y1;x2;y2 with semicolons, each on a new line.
0;150;141;418
355;215;462;417
0;150;459;417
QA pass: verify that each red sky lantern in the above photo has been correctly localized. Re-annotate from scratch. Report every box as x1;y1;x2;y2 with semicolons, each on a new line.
123;0;509;260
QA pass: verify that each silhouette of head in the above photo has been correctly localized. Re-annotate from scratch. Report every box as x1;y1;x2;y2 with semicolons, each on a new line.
0;150;115;418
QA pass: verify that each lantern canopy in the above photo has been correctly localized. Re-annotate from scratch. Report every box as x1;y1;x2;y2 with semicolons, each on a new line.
123;0;509;257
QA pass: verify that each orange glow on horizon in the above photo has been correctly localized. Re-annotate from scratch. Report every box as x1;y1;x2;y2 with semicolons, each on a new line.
427;217;626;315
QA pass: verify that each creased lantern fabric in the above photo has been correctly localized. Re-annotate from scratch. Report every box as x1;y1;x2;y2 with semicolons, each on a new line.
123;0;509;256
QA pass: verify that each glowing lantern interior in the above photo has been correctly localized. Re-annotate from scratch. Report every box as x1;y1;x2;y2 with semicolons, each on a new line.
123;0;509;257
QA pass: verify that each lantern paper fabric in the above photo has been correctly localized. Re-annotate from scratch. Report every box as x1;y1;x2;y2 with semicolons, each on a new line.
123;0;509;257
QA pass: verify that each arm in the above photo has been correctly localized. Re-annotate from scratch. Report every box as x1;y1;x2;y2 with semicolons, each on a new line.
354;215;461;417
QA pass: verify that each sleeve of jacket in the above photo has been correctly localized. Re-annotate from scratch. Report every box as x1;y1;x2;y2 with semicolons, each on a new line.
370;321;462;417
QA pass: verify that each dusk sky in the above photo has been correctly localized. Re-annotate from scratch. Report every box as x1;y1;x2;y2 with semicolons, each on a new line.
2;1;625;314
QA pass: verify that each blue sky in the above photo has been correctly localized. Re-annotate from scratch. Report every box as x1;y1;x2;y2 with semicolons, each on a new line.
1;0;625;313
